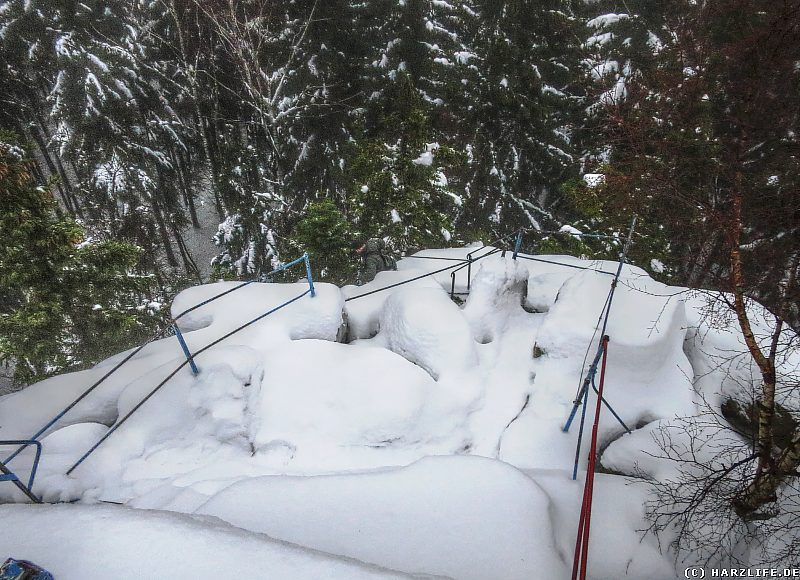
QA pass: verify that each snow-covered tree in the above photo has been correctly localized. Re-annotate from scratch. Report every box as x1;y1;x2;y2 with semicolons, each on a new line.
600;0;800;564
0;132;162;384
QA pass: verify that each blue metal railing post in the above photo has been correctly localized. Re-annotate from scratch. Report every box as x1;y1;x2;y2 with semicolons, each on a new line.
0;440;42;502
173;324;200;376
563;343;605;433
512;231;523;260
303;253;316;297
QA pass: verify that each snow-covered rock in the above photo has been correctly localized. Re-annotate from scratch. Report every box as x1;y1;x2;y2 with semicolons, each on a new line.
0;503;414;579
197;456;566;580
247;339;444;456
343;270;442;340
5;245;796;577
463;256;529;343
380;286;477;379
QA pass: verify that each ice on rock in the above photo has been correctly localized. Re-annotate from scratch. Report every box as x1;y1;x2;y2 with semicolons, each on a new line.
197;455;567;580
379;286;477;379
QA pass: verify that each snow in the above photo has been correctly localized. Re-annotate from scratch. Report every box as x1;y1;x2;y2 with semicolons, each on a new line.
559;224;584;237
247;339;450;462
454;51;476;64
380;286;477;380
3;245;797;577
412;151;434;166
587;13;630;29
602;416;748;481
343;268;442;340
583;173;606;187
585;32;615;47
650;258;666;273
196;456;566;580
0;504;414;579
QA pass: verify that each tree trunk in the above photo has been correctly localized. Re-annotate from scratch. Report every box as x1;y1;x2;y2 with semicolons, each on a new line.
151;198;179;268
31;111;84;219
26;125;74;216
171;147;201;227
169;220;203;282
734;427;800;519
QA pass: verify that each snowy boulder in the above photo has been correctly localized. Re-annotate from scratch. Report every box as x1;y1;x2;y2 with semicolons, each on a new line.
0;422;110;503
536;269;688;375
532;470;679;579
379;286;477;379
172;281;345;348
601;417;750;481
186;347;265;444
247;340;445;455
197;455;567;580
525;271;574;312
0;503;414;579
500;269;696;471
463;256;529;343
0;367;125;440
343;269;442;340
397;246;478;293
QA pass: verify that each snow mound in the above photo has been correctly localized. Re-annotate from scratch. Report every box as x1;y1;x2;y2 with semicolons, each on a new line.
187;348;265;444
0;503;415;579
601;416;749;481
0;282;343;442
0;368;128;441
197;456;566;580
248;340;446;456
7;245;791;576
398;247;479;293
525;271;574;312
380;286;477;379
537;269;687;366
172;281;345;346
532;470;678;580
463;256;529;343
343;270;442;340
499;268;695;470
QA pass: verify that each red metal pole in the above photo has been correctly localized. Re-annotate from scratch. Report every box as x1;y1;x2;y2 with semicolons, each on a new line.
571;336;610;580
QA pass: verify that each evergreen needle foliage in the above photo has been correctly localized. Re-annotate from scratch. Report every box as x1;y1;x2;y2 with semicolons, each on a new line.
0;132;163;384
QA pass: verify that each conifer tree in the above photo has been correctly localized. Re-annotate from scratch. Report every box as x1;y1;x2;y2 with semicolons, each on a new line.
347;73;460;250
0;133;161;384
453;0;584;235
291;200;355;285
600;0;800;563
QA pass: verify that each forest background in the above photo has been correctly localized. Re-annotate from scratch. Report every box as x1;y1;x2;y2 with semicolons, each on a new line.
0;0;797;388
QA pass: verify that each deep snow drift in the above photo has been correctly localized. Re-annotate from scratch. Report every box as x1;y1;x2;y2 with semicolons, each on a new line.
1;247;797;579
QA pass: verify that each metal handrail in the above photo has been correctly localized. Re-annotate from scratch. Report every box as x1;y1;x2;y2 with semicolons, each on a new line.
0;439;43;502
5;254;316;466
66;288;313;475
